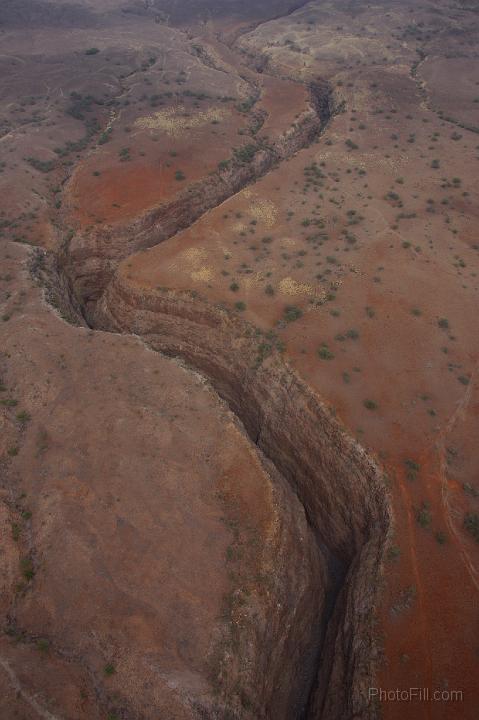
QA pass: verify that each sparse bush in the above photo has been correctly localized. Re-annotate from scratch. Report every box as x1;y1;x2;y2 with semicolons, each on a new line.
284;305;303;322
27;157;55;173
318;344;334;360
1;398;17;407
98;129;112;145
20;557;35;580
388;545;401;560
463;483;478;498
16;410;31;424
416;504;431;529
404;459;420;482
435;531;447;545
464;513;479;543
37;639;50;653
233;144;257;164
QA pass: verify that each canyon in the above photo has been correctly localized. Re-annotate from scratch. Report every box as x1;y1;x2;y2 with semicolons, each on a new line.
1;1;478;719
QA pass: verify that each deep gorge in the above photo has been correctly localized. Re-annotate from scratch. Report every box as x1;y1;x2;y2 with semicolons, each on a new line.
39;69;392;720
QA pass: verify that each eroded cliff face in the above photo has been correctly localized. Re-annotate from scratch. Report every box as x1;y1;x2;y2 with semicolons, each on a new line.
91;273;391;719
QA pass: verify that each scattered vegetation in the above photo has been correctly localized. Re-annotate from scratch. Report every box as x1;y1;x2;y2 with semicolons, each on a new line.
283;305;303;322
404;459;420;482
416;503;432;529
464;513;479;543
318;344;334;360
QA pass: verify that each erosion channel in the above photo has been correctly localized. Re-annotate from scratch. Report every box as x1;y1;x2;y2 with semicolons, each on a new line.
41;39;392;720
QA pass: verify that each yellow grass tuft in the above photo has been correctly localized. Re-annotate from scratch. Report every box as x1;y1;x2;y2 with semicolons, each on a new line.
279;277;316;297
191;267;214;283
135;106;229;137
249;198;278;227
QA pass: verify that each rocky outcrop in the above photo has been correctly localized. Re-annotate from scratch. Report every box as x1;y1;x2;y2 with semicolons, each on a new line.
92;274;392;719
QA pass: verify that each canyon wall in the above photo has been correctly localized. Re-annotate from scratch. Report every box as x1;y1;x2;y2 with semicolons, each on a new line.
92;275;391;719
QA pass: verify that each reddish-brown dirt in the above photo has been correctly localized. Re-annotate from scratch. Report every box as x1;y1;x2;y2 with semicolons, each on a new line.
1;0;478;718
1;244;326;720
81;2;479;717
67;106;249;226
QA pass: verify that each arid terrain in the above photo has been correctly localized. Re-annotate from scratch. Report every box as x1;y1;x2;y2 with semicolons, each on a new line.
0;1;478;719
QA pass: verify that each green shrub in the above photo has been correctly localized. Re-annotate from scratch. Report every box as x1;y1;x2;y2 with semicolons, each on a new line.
16;410;31;424
284;306;303;322
464;513;479;543
27;157;55;173
404;459;420;481
233;144;257;164
20;557;35;581
416;504;431;529
37;639;50;653
318;344;334;360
